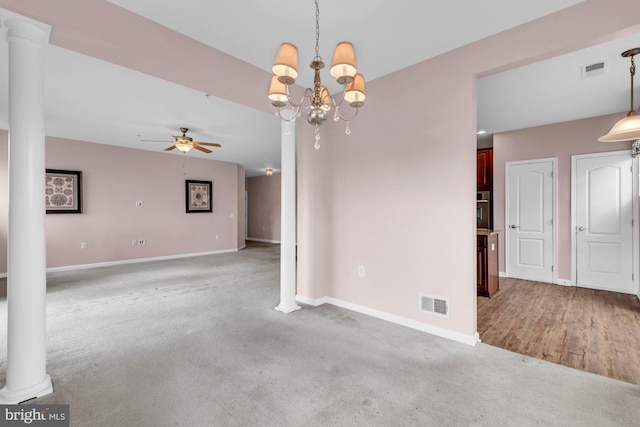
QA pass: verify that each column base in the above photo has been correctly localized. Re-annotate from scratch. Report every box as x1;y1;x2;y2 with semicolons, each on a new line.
274;303;301;314
0;374;53;404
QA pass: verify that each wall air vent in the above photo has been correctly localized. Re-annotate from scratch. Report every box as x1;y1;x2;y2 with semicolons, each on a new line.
419;294;449;318
581;61;606;79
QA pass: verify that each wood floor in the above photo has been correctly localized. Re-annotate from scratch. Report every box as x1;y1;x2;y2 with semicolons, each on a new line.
477;277;640;385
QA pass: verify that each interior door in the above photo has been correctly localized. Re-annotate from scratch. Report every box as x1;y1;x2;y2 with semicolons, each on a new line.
574;152;634;293
507;160;554;283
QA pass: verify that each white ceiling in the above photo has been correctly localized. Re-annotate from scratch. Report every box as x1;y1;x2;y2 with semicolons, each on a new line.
4;0;638;176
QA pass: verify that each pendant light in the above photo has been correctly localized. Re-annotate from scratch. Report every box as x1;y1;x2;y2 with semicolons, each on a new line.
598;48;640;143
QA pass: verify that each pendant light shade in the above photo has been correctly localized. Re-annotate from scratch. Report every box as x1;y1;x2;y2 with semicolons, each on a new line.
598;112;640;142
330;42;357;84
344;73;366;107
599;47;640;143
268;76;288;107
272;43;299;84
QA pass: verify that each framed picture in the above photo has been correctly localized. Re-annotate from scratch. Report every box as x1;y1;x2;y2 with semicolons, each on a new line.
46;169;82;214
185;180;212;213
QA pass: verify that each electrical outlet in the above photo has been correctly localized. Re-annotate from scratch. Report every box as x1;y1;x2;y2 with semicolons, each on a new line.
81;242;88;249
358;265;365;277
135;201;143;208
138;239;146;246
215;234;219;240
132;240;137;246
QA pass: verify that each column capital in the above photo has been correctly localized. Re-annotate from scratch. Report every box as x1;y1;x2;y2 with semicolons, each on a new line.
1;8;51;45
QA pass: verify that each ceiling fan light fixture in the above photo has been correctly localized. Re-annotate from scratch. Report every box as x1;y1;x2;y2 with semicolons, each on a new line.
599;47;640;143
175;142;193;153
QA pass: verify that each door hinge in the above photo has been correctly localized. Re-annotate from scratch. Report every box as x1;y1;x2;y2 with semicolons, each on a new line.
551;266;554;272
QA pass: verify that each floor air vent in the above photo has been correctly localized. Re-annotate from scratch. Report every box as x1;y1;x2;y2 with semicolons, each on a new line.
419;294;449;318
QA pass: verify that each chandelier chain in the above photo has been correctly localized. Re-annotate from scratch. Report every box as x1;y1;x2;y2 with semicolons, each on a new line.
314;0;321;61
631;54;636;113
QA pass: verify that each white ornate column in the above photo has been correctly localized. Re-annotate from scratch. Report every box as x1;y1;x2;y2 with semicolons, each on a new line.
275;111;301;313
0;12;52;403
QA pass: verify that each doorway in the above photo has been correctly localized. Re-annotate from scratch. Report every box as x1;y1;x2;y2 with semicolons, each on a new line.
571;151;639;294
505;158;557;283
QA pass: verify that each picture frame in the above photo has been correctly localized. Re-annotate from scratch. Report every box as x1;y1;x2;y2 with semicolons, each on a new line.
46;169;83;214
185;180;212;213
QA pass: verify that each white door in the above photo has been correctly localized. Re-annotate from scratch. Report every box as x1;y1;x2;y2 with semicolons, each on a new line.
574;152;634;293
507;160;555;283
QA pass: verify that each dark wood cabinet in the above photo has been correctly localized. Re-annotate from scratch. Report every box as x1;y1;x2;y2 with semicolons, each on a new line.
477;148;493;192
477;233;499;297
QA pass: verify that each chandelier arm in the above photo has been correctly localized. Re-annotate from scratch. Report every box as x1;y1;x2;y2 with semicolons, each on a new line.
630;55;636;113
284;86;314;109
276;105;301;122
333;105;360;122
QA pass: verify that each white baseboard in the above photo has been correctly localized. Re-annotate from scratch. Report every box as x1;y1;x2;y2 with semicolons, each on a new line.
246;237;280;244
0;247;243;277
296;295;480;347
499;273;574;288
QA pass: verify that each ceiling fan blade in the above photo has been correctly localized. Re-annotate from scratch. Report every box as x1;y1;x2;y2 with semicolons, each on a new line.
141;139;173;143
195;142;222;147
164;145;177;151
193;144;212;154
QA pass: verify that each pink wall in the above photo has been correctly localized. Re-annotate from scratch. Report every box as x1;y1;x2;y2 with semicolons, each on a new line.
247;174;281;242
0;132;245;272
493;113;632;279
296;1;640;339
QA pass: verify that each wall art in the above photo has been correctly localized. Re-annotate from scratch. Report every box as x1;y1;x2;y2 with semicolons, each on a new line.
185;180;212;213
46;169;82;214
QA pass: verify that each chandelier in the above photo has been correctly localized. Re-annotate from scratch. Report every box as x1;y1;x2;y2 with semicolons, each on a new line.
599;48;640;156
267;0;366;149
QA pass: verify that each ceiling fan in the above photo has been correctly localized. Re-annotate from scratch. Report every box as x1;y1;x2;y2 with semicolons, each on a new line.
142;127;222;154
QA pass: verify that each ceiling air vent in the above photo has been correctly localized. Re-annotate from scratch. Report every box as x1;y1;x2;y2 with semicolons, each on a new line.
581;61;606;79
419;294;449;318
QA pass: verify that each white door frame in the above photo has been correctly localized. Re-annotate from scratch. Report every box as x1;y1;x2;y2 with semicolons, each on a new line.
570;150;639;295
505;157;558;283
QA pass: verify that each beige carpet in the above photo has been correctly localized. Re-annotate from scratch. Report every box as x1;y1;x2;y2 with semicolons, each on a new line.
1;244;639;426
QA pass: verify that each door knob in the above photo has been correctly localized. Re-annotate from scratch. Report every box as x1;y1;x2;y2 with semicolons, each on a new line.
510;225;519;229
577;226;585;231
